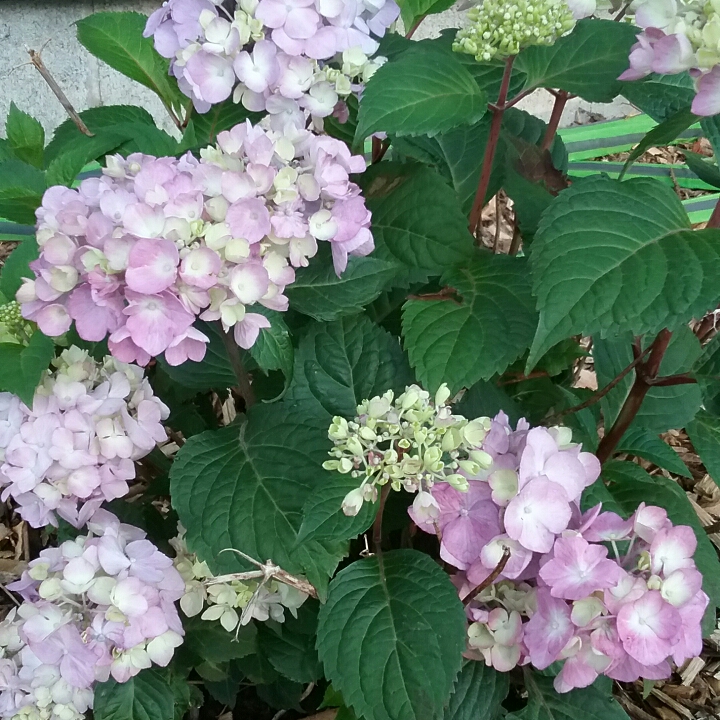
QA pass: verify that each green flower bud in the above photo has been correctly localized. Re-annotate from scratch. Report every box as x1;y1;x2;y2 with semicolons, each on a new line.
423;446;443;472
456;459;480;476
329;416;349;440
359;426;377;441
463;418;489;447
346;437;364;457
446;473;470;491
435;383;451;406
442;427;463;452
469;449;493;469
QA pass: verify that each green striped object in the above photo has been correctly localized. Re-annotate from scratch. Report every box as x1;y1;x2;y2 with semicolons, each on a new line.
567;160;716;190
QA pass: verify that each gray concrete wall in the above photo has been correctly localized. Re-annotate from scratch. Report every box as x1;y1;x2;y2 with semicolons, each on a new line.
0;0;634;141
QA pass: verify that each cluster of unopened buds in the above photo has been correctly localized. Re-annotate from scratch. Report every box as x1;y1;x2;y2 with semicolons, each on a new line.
170;530;308;633
0;511;184;720
403;414;707;692
18;120;372;365
453;0;592;62
144;0;397;121
324;384;507;515
0;301;33;345
0;346;169;528
621;0;720;115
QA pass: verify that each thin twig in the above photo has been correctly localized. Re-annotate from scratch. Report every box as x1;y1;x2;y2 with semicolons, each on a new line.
26;47;94;137
550;345;652;420
469;55;516;238
508;224;522;256
373;485;391;556
217;322;256;409
462;549;511;606
0;583;20;608
493;192;502;252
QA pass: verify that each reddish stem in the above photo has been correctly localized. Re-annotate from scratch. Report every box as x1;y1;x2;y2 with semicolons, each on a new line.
468;55;515;237
372;485;391;555
708;196;720;228
596;330;672;464
406;16;424;37
541;90;569;152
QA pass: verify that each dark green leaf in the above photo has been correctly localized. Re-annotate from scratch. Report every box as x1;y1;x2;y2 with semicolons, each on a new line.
0;160;46;224
93;669;176;720
175;615;256;669
621;73;695;122
397;0;455;33
0;332;55;406
0;238;38;299
455;380;523;427
317;549;467;720
616;427;691;477
508;671;629;720
362;163;475;284
692;332;720;415
444;661;508;720
621;108;698;177
528;176;720;369
683;150;720;190
403;253;537;393
6;104;45;168
248;307;293;388
170;401;346;582
687;410;720;488
287;314;412;417
356;46;487;141
190;99;261;146
286;246;396;321
515;19;639;102
76;13;183;113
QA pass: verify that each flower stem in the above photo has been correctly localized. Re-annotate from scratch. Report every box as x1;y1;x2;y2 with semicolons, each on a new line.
540;90;569;152
462;548;511;606
707;196;720;228
469;55;516;238
596;329;672;464
217;322;256;409
373;485;391;556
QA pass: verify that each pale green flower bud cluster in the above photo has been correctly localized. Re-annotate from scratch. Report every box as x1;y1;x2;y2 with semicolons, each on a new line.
0;301;33;344
323;384;495;516
453;0;575;61
170;531;307;633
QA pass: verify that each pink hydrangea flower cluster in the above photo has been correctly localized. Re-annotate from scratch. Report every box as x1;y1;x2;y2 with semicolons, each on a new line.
143;0;398;120
0;346;169;529
0;511;184;720
620;0;720;115
409;416;708;693
18;121;372;364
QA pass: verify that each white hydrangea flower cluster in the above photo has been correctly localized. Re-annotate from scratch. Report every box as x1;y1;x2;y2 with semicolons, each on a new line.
0;511;185;720
453;0;577;61
170;530;308;633
0;346;170;529
323;384;503;516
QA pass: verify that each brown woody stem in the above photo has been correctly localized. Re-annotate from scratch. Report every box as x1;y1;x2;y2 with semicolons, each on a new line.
707;196;720;228
540;90;568;152
468;55;515;238
217;322;256;409
373;485;391;556
462;549;511;606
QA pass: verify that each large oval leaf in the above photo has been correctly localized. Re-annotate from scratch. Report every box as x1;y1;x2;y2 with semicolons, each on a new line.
317;550;467;720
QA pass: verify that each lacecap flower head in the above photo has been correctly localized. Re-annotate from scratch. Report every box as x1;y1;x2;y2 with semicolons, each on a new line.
0;346;169;528
0;511;184;720
18;120;372;366
144;0;398;120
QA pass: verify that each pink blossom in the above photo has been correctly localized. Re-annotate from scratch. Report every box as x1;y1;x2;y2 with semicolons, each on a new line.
524;589;574;669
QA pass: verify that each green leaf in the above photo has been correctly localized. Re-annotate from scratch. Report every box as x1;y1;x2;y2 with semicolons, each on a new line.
159;322;236;391
175;615;256;669
190;99;262;146
528;176;720;369
455;379;523;427
93;669;176;720
621;73;696;122
356;46;487;141
6;104;45;168
683;150;720;190
594;327;702;433
687;410;720;487
0;332;55;406
515;19;639;102
692;332;720;415
616;427;691;478
362;163;475;284
297;471;378;544
508;671;629;720
0;160;46;224
285;246;396;321
248;307;293;384
317;549;467;720
76;12;182;114
287;314;412;417
257;601;323;683
443;661;508;720
397;0;455;33
170;401;346;581
402;253;537;393
0;238;38;299
621;107;698;178
603;460;720;628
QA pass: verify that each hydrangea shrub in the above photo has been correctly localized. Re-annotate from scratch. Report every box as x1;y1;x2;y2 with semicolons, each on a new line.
2;0;720;718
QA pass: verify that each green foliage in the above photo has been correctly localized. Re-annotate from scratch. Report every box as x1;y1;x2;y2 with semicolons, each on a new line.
443;662;509;720
0;332;55;406
616;427;691;478
0;160;46;224
6;104;45;168
529;176;720;369
356;46;487;142
687;411;720;487
402;253;537;393
0;238;38;299
93;669;186;720
317;549;467;720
